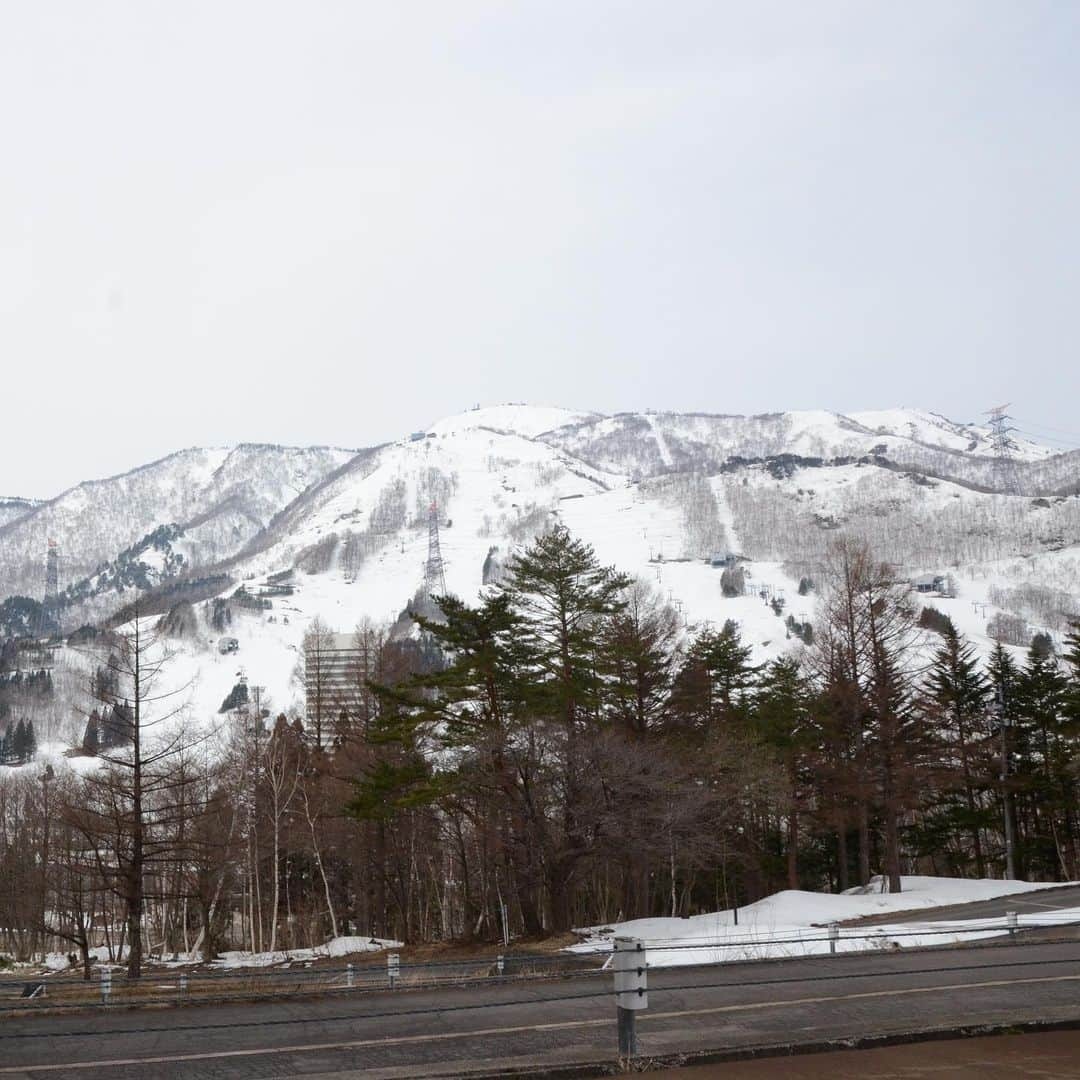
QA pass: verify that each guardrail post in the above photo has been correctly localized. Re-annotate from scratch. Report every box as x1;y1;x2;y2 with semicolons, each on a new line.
178;973;188;997
613;936;647;1059
1007;910;1018;937
387;952;400;989
100;968;112;1005
828;922;839;955
347;963;355;989
496;954;504;977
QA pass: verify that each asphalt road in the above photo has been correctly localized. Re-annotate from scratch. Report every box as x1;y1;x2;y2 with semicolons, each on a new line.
2;937;1080;1079
652;1029;1080;1078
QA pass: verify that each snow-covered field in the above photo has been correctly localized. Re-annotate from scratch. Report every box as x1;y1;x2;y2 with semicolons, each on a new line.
569;877;1079;968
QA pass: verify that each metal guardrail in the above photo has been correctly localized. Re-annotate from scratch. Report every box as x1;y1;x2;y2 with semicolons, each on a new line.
0;949;602;1012
1;909;1077;1014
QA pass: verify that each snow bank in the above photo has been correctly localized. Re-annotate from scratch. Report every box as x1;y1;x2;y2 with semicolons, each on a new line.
840;874;1060;906
211;935;403;968
38;945;116;971
569;876;1076;968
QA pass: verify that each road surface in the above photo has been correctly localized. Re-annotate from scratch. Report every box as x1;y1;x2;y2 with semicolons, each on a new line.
652;1028;1080;1078
1;937;1080;1078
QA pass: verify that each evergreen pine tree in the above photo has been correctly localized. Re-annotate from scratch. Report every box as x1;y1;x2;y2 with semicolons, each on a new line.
82;711;101;756
1013;644;1071;878
12;718;27;764
600;584;679;736
864;613;925;893
502;525;631;730
755;657;813;887
987;642;1020;718
498;526;630;930
671;619;758;732
1062;622;1080;725
987;643;1025;877
920;622;992;875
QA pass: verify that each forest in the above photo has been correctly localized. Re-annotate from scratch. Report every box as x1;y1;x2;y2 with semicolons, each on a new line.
1;527;1079;978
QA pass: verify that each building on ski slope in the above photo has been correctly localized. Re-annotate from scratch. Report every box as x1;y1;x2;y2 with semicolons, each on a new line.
911;573;950;594
303;632;364;748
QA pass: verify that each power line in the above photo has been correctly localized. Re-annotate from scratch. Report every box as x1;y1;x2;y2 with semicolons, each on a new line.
1014;428;1080;452
1015;419;1080;442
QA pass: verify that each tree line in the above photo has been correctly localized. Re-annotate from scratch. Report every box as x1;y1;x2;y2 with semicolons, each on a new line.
2;527;1079;978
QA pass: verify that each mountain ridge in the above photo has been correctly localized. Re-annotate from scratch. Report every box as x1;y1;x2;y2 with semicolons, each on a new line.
2;402;1079;743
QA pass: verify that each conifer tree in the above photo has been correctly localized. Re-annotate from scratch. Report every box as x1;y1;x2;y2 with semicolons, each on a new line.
600;583;679;737
921;622;992;875
671;619;758;734
755;657;813;888
1015;643;1073;877
499;526;630;930
503;525;631;730
1062;622;1080;725
82;712;100;756
987;643;1023;877
12;718;27;763
864;601;922;893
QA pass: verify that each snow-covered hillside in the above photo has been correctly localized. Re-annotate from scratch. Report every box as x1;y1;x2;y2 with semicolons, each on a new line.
540;409;1065;492
0;444;355;603
0;497;39;529
426;403;601;439
4;404;1079;742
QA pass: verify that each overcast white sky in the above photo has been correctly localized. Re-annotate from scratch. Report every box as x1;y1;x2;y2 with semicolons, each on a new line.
2;1;1078;496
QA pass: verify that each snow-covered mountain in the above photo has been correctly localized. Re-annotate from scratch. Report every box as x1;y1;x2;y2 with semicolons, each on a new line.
3;404;1079;739
540;409;1062;487
0;444;355;604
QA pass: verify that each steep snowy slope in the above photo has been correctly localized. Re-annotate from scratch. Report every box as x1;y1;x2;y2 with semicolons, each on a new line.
107;414;618;723
231;414;616;587
0;444;355;601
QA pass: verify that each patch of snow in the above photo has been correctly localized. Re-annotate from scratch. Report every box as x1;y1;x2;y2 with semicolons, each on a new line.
36;945;116;972
211;935;403;968
568;876;1076;967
